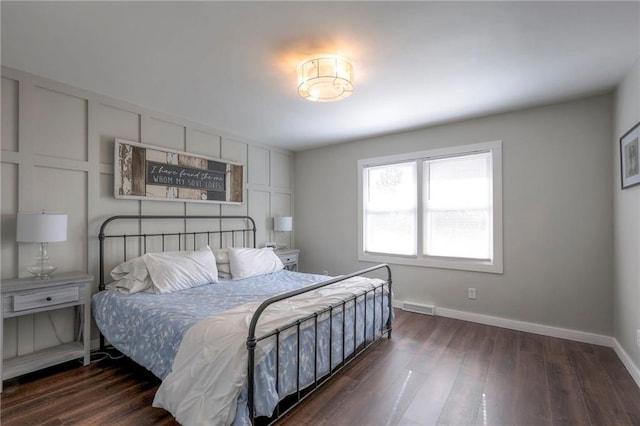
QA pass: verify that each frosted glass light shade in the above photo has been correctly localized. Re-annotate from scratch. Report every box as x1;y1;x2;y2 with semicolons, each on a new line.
17;213;68;242
274;216;293;232
297;56;354;102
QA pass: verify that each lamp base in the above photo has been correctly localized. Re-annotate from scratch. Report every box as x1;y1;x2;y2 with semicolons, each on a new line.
27;263;57;279
28;242;57;279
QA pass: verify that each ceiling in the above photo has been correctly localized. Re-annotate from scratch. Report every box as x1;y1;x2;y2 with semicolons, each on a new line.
2;1;639;152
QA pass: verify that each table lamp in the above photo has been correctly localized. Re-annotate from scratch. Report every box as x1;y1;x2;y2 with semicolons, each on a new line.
17;211;68;279
273;216;293;249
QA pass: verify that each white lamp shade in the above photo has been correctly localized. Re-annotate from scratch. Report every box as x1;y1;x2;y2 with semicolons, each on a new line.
17;213;68;243
274;216;293;232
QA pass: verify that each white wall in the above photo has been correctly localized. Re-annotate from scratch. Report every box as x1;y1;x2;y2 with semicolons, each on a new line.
295;95;613;336
613;58;640;367
0;67;294;358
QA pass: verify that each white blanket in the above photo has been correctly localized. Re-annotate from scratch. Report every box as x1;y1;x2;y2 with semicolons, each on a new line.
152;276;384;426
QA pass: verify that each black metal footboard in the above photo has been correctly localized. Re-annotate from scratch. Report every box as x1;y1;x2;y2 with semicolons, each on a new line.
246;264;392;424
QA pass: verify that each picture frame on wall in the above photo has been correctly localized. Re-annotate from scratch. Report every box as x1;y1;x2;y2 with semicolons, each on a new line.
114;139;244;204
620;121;640;189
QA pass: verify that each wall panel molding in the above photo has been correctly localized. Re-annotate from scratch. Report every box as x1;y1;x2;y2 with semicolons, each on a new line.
1;76;19;153
1;65;294;360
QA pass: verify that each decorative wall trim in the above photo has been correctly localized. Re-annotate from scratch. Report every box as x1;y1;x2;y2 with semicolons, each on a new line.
1;65;294;366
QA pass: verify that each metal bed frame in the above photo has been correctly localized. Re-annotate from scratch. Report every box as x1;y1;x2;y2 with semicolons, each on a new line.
97;214;392;425
247;263;392;424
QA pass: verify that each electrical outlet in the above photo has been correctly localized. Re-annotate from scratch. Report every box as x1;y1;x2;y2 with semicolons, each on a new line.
322;270;329;276
468;288;477;300
636;329;640;347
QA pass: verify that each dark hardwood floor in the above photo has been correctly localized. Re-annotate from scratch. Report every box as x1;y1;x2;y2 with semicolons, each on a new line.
3;310;640;425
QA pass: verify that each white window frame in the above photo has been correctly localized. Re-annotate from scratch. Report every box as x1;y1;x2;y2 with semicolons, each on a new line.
357;140;503;274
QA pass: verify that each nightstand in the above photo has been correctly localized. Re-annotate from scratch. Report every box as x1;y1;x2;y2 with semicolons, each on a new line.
1;272;93;387
276;249;300;272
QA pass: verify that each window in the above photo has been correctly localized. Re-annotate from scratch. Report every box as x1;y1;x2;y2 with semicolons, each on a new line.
363;162;417;256
358;141;502;273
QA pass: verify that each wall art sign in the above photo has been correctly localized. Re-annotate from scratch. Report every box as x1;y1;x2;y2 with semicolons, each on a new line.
620;121;640;190
115;139;244;204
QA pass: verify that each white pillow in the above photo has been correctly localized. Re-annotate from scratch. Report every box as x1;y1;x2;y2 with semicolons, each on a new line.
212;249;232;280
107;275;154;294
143;247;219;294
212;248;229;264
108;256;154;294
217;263;231;274
110;256;147;281
228;247;284;280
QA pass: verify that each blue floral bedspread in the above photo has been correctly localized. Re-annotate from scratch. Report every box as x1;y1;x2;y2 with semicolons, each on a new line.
93;270;392;425
92;270;330;380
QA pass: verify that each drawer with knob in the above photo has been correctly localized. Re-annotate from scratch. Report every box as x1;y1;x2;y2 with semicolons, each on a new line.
2;276;90;318
12;286;79;312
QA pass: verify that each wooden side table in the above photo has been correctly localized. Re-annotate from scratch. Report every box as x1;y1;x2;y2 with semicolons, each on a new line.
1;272;93;389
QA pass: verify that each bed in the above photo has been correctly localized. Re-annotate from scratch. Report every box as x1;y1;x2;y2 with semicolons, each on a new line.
93;215;393;425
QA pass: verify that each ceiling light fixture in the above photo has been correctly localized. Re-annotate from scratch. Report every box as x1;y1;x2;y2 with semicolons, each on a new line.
297;55;354;102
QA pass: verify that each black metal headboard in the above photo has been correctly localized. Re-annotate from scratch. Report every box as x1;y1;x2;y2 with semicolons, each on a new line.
98;215;257;291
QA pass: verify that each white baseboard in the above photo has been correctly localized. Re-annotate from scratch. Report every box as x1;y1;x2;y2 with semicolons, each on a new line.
394;300;640;388
434;306;612;347
612;338;640;387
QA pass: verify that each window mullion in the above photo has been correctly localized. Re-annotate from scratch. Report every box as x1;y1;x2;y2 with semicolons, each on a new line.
417;160;425;258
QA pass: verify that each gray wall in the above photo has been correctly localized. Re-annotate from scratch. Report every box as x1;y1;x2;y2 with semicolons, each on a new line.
1;67;294;358
613;58;640;366
1;63;628;366
295;95;613;335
